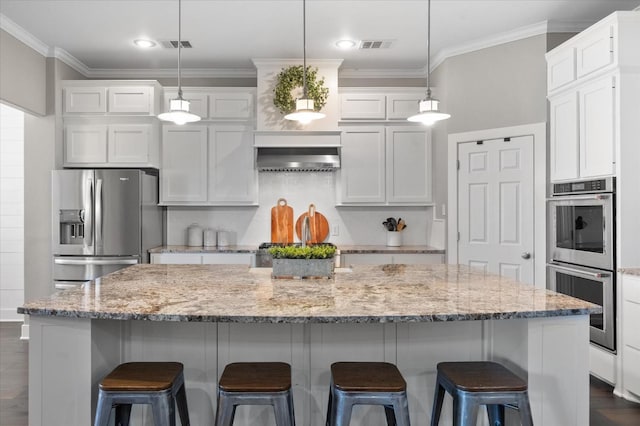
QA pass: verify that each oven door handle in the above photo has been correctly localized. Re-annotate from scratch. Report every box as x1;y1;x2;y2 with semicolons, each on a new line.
547;262;610;278
547;194;610;201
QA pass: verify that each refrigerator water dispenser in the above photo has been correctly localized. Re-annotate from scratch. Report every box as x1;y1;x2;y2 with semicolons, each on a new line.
59;209;85;245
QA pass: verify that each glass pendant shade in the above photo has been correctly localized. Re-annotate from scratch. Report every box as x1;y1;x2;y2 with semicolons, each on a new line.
407;97;451;126
284;98;326;124
158;98;201;125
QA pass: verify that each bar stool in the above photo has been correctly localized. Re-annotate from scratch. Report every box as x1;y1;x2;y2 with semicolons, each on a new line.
215;362;295;426
94;362;190;426
326;362;411;426
430;361;533;426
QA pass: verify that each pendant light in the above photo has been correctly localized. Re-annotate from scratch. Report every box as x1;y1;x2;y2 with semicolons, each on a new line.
284;0;325;125
158;0;201;125
407;0;451;126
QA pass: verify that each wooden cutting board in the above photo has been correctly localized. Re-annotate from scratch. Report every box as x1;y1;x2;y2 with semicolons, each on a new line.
295;204;330;244
271;198;294;244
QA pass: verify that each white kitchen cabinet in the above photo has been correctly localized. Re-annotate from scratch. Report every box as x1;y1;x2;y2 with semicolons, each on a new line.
64;125;108;164
161;125;209;203
547;47;576;92
163;91;209;119
208;125;257;204
620;273;640;399
63;82;160;115
575;23;614;79
549;92;579;181
340;94;386;120
340;127;386;203
108;86;152;114
63;87;107;113
339;126;432;205
107;125;150;163
150;253;254;265
386;126;432;203
161;124;257;205
209;92;254;120
386;94;422;120
579;76;615;178
341;253;444;266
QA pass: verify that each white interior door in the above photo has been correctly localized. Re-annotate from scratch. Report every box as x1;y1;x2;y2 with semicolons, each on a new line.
458;136;534;283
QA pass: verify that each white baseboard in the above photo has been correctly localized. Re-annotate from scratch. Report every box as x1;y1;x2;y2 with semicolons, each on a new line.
20;323;29;340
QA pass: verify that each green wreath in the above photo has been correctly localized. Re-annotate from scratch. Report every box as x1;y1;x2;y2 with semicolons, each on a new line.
273;65;329;115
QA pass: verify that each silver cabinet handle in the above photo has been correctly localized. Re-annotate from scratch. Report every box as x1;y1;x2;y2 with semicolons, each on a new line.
96;178;103;249
521;252;531;260
54;258;139;266
547;194;610;201
547;262;610;279
85;177;93;247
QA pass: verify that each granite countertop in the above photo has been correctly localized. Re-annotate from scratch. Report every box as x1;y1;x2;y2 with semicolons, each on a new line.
18;264;599;323
338;245;445;254
149;245;257;253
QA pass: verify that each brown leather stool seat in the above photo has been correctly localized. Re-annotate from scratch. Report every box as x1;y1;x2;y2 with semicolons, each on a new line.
326;362;411;426
430;361;533;426
94;362;190;426
215;362;295;426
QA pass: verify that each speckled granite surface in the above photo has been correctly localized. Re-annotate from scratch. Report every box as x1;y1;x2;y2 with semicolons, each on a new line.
619;268;640;276
18;264;599;323
149;245;257;253
338;245;445;254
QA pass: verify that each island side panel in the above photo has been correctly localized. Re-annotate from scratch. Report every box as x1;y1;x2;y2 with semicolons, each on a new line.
124;320;218;425
28;317;121;426
490;315;590;426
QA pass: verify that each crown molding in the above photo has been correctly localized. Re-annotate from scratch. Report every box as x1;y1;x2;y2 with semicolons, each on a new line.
252;58;344;69
0;13;49;57
50;47;91;76
338;68;427;79
84;67;257;79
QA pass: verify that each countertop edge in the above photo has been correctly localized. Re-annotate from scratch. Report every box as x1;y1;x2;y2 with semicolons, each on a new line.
149;245;446;255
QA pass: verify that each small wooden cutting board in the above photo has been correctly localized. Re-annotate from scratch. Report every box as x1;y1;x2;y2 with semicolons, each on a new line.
271;198;294;244
295;204;330;244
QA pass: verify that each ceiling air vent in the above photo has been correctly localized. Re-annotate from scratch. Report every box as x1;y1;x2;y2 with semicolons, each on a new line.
159;40;193;49
359;40;393;50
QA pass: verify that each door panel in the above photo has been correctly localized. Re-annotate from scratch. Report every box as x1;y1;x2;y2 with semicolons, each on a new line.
95;170;141;256
52;170;95;256
458;136;534;284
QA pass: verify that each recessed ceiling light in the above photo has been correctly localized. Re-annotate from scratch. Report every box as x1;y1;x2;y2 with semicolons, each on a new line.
336;39;357;49
134;39;156;48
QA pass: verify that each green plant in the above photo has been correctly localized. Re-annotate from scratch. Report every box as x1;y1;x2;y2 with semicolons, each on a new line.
268;245;336;259
273;65;329;114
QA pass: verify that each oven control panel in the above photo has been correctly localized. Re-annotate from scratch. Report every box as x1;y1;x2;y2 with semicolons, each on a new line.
552;177;615;195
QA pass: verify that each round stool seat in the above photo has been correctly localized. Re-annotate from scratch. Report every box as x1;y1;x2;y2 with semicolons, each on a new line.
331;362;407;392
99;362;184;392
219;362;291;392
436;361;528;392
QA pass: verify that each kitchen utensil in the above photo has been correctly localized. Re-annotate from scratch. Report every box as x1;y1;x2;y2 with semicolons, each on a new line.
187;223;203;246
295;204;330;244
383;221;395;231
271;198;294;244
397;219;406;231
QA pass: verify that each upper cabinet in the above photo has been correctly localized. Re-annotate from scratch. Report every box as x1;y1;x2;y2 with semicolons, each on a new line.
340;90;424;121
63;81;161;116
162;88;255;121
546;12;640;182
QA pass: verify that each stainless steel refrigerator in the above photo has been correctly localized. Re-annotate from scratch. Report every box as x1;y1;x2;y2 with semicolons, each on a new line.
52;169;163;289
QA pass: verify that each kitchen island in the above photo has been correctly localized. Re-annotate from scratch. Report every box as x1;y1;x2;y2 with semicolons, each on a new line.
19;264;598;425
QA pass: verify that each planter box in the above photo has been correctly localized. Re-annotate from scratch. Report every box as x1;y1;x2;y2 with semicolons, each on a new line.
272;258;335;279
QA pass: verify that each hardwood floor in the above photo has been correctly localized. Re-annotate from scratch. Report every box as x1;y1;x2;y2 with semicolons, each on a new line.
1;321;639;425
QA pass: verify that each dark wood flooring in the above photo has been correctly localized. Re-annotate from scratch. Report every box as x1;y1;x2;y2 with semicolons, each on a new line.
1;321;639;425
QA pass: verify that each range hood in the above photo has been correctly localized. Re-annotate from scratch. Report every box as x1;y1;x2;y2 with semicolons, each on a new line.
254;131;341;172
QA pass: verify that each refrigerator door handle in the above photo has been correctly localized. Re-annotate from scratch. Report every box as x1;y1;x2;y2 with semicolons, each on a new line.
54;258;139;266
96;178;103;251
84;175;94;249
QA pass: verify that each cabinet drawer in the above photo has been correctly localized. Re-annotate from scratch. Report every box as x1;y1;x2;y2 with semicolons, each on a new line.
64;87;107;113
576;24;614;78
622;345;640;395
624;275;640;304
209;92;253;119
623;300;640;349
340;94;386;119
108;86;152;114
547;48;576;91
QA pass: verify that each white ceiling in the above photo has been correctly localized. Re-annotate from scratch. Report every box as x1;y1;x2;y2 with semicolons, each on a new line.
1;0;639;77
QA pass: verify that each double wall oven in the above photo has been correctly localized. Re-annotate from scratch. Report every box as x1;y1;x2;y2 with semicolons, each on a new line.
547;177;615;352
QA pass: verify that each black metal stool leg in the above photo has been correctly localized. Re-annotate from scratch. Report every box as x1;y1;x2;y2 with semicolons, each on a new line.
430;381;445;426
486;404;505;426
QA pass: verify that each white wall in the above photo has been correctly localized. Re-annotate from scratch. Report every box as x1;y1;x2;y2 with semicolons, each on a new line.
0;103;24;321
167;172;433;246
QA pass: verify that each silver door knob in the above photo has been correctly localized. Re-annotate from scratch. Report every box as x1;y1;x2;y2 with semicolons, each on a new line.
521;252;531;260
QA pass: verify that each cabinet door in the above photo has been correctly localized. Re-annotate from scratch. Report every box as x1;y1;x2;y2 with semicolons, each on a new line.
64;87;107;113
340;127;386;203
164;91;208;119
340;94;386;120
549;92;579;182
108;86;151;114
576;24;614;78
386;94;422;120
64;125;108;164
579;76;615;178
161;125;208;203
208;125;257;204
108;124;149;163
547;47;576;92
209;92;254;120
386;127;432;203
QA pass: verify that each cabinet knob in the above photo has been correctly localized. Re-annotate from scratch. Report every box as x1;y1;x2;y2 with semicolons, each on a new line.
521;252;531;260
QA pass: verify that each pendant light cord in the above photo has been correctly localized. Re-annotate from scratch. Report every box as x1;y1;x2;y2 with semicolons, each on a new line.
302;0;308;98
426;0;431;98
178;0;183;98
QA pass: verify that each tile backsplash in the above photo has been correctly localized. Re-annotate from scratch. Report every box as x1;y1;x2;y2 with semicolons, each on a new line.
166;172;439;246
